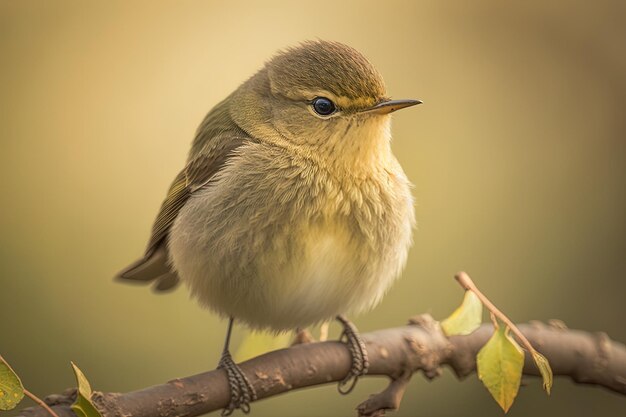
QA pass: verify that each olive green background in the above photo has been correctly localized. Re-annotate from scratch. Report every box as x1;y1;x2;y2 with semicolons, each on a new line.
1;1;625;416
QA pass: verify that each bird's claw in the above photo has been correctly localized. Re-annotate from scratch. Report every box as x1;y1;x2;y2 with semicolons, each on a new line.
218;351;257;415
336;315;369;395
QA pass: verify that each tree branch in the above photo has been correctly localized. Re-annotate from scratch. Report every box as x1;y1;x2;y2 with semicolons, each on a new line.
18;316;626;417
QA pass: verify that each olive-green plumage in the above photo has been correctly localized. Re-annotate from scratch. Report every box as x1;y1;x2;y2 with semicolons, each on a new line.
117;40;419;331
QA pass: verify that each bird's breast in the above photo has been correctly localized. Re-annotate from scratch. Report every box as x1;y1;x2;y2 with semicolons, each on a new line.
169;143;415;330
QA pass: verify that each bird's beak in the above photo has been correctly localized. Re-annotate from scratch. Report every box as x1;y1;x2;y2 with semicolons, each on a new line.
361;99;422;115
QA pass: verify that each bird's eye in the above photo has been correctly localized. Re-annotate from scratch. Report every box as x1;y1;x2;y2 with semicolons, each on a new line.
311;97;336;116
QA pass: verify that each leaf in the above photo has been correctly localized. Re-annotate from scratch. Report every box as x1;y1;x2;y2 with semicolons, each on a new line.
441;290;483;336
476;326;524;413
70;362;103;417
531;351;553;395
235;330;292;361
0;355;24;410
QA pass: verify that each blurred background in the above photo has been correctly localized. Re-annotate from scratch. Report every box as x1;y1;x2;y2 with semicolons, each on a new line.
1;1;625;416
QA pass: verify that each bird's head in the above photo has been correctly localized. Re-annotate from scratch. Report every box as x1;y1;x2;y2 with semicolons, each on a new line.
230;40;420;171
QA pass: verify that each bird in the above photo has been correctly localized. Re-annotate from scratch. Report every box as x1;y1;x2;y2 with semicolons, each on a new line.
116;40;420;415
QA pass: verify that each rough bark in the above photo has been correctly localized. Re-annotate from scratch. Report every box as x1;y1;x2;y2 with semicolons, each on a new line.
18;316;626;417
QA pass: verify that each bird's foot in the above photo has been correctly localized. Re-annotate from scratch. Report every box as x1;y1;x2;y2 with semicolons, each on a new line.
218;351;257;415
336;315;369;394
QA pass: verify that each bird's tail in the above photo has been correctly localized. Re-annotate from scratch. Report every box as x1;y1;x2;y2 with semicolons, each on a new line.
115;244;180;292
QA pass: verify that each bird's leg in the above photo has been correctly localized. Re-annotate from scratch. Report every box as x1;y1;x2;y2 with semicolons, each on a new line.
217;317;257;416
336;315;369;394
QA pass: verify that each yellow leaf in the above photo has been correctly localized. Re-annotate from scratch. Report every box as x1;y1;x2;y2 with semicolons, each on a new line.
476;326;524;413
70;362;103;417
0;355;24;410
235;331;292;361
441;290;483;336
532;351;553;395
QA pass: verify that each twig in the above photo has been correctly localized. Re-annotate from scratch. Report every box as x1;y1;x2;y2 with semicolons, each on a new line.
17;317;626;417
455;271;540;355
357;370;412;417
23;389;61;417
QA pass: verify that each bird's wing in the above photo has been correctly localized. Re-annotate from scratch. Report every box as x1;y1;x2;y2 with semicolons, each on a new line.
116;124;248;291
144;148;238;257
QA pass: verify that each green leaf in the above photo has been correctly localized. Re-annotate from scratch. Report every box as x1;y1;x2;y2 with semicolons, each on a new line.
441;290;483;336
0;355;25;410
476;326;524;413
70;362;103;417
531;351;553;395
235;330;292;361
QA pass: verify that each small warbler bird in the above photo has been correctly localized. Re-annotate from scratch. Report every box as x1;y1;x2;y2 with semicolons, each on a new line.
117;40;419;414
